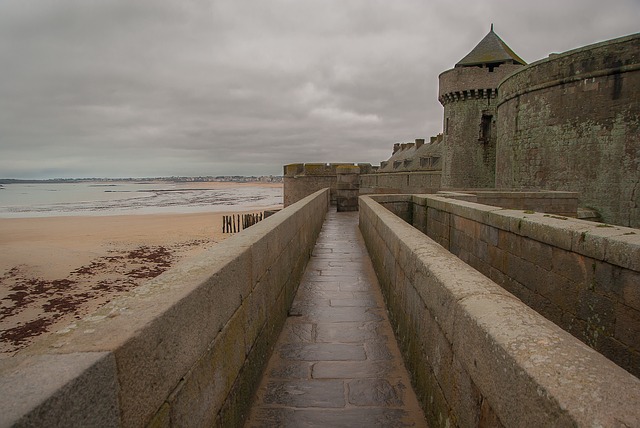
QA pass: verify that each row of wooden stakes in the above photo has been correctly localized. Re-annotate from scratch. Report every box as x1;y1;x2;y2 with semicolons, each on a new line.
222;212;264;234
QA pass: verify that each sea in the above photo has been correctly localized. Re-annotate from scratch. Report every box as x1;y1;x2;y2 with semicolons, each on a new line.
0;181;283;218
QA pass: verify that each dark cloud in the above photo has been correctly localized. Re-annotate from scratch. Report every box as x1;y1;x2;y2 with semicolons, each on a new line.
0;0;638;178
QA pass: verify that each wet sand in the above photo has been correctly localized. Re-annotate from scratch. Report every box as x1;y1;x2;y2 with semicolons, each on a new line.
0;207;279;355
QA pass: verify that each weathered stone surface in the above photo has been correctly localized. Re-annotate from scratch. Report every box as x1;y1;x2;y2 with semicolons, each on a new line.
245;209;427;427
396;194;640;379
247;407;418;428
279;343;366;361
359;195;640;428
312;360;394;379
348;379;405;407
0;352;120;428
315;321;384;343
263;380;346;408
497;35;640;228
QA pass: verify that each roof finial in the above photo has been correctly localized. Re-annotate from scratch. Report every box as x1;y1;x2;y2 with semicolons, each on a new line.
491;23;494;32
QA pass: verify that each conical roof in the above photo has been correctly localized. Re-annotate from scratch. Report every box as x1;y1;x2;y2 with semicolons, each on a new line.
456;25;526;67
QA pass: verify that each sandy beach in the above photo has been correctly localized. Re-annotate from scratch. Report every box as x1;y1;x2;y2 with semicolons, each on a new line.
0;205;280;355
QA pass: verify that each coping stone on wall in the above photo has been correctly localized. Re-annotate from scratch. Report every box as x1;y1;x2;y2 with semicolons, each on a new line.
453;291;640;427
422;195;640;271
0;352;120;427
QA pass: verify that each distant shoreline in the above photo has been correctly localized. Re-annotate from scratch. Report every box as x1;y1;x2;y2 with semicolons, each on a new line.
0;175;283;185
0;181;283;219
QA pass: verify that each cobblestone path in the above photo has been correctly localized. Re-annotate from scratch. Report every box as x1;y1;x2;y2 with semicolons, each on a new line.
245;209;427;427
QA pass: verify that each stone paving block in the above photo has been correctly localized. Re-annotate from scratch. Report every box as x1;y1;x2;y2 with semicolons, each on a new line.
267;358;313;380
278;323;315;343
315;321;385;343
279;343;366;361
365;341;395;361
300;306;383;323
329;297;377;307
348;378;405;407
263;379;346;408
247;407;419;428
312;360;395;379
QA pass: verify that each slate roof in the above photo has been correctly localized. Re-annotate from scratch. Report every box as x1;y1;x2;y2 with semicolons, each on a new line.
456;25;526;67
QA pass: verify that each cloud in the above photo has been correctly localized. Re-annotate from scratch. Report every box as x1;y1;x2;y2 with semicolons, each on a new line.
0;0;638;178
309;107;381;124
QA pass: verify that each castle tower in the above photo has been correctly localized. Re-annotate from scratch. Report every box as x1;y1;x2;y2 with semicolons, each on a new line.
438;25;525;189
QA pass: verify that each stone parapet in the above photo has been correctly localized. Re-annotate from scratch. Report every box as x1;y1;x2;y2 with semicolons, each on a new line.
376;193;640;378
283;163;371;207
360;194;640;428
359;171;441;196
0;189;330;427
437;190;579;217
336;165;360;212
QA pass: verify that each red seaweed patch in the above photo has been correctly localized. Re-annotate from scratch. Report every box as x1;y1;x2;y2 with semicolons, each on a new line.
0;242;211;353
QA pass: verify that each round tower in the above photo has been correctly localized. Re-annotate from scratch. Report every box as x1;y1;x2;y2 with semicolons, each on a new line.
438;25;525;189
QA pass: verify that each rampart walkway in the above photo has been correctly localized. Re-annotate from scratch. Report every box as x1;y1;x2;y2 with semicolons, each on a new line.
245;209;427;427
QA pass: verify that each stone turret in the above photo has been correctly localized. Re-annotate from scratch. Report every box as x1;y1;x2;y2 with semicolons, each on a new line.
439;25;525;188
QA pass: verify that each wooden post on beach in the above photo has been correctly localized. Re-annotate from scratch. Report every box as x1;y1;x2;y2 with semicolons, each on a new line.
222;211;268;234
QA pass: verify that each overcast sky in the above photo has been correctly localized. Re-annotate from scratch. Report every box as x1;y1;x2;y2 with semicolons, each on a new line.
0;0;638;179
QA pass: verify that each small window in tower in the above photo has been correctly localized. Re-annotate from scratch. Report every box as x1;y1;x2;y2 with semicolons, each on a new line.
445;117;450;135
480;114;492;143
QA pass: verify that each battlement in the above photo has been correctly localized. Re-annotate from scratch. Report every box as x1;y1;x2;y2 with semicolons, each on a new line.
283;162;373;177
438;63;522;105
283;163;373;207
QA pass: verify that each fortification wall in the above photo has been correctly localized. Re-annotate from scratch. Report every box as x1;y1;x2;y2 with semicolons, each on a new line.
437;190;579;217
283;163;372;207
360;171;441;195
374;193;640;378
441;97;498;189
360;195;640;427
439;64;522;189
0;189;330;427
496;33;640;227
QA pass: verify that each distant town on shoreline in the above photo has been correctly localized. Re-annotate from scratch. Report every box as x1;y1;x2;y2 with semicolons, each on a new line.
0;175;283;185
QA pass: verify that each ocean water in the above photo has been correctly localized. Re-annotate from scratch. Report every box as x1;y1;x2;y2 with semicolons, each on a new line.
0;182;283;218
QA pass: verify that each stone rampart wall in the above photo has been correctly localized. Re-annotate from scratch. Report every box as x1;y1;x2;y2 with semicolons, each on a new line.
359;195;640;427
284;167;441;207
0;189;330;427
496;33;640;227
283;163;372;206
360;171;441;195
436;190;579;217
375;193;640;377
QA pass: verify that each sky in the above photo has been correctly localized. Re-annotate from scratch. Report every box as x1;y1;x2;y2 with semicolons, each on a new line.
0;1;638;179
